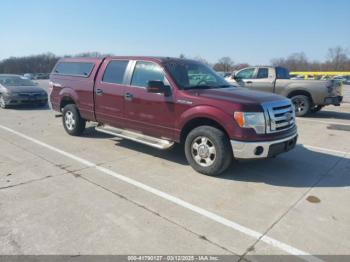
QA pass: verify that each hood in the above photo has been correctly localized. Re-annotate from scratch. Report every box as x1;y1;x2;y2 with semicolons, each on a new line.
185;87;285;105
4;85;46;93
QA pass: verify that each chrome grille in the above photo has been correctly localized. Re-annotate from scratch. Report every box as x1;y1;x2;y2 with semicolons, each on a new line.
18;93;41;97
262;100;296;133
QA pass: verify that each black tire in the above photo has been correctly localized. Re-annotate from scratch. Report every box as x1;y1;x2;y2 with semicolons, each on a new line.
185;126;232;176
0;95;7;109
291;95;311;117
62;104;86;136
310;105;324;113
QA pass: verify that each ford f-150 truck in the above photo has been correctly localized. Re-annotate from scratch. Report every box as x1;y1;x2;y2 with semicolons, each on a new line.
226;66;343;116
49;57;298;176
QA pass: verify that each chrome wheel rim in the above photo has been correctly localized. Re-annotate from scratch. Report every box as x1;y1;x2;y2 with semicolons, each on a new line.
64;111;76;131
292;97;306;113
191;136;216;167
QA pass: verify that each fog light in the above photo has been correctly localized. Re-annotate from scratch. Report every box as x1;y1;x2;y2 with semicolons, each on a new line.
254;146;264;156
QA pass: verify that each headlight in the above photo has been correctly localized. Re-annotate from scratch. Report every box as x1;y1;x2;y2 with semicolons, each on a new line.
234;112;266;134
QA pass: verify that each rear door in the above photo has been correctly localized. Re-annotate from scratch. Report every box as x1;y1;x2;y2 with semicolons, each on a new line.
94;59;130;128
249;67;275;93
123;60;176;140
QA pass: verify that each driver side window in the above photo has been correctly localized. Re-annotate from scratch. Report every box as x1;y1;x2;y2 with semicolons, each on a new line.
131;61;165;88
236;68;255;79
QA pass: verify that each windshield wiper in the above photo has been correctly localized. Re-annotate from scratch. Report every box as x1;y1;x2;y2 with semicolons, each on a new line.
217;84;232;88
184;84;233;90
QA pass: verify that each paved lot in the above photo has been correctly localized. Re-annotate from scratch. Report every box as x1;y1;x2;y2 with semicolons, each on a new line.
0;81;349;261
343;85;350;103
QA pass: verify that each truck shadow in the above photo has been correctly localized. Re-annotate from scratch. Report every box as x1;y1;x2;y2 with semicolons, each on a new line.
111;138;349;188
82;127;119;139
307;110;350;120
221;145;350;188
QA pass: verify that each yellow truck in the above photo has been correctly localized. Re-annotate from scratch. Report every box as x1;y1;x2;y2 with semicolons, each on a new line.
290;71;350;80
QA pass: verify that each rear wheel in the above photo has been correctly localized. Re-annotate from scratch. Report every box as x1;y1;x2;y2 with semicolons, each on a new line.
291;95;311;117
62;104;86;136
0;95;7;109
185;126;232;176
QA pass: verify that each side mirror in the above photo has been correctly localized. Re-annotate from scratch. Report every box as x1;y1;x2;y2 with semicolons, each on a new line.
147;81;171;96
234;73;243;81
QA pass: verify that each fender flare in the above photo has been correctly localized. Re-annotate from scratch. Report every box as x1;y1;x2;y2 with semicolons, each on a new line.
178;105;236;139
58;87;79;108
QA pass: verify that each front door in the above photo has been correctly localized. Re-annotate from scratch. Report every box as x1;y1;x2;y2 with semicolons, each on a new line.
249;67;275;93
123;60;176;140
235;67;256;88
94;59;129;128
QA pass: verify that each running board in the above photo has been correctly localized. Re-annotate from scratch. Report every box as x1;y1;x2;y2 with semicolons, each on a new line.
95;125;174;150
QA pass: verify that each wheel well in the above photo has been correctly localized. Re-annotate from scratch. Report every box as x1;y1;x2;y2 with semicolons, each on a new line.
180;117;229;144
287;90;313;103
60;96;75;111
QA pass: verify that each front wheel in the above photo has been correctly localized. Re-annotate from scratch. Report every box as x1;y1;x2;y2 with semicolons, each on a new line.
291;95;311;117
62;104;86;136
185;126;232;176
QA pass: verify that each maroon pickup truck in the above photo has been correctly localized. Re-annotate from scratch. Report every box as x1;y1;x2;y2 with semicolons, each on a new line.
49;56;298;176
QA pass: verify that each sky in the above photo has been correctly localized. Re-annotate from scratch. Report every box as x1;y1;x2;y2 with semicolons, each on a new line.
1;0;349;64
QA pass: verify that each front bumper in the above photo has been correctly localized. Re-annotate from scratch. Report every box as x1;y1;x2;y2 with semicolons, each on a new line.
3;95;48;105
231;134;298;159
323;96;343;106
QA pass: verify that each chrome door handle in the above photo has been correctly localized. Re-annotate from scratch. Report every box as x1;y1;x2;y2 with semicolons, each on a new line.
96;89;103;96
124;92;133;101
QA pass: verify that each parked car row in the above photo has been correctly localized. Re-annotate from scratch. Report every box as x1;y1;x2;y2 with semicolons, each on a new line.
23;73;50;80
0;74;48;108
333;75;350;85
288;73;350;84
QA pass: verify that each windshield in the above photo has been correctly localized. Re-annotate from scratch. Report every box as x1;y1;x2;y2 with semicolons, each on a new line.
164;61;230;90
0;75;36;87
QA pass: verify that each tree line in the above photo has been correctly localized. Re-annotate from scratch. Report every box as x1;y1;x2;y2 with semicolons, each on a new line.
0;52;109;74
183;46;350;72
0;53;59;74
271;47;350;71
0;47;349;75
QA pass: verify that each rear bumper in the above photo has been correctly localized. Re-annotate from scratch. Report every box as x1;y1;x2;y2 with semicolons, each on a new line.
323;96;343;106
231;134;298;159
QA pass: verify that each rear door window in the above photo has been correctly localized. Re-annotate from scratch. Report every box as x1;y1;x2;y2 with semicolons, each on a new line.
102;60;129;84
131;61;165;88
276;67;290;79
54;62;94;77
257;68;269;79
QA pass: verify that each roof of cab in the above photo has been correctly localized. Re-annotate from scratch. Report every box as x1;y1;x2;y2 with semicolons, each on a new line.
58;56;199;64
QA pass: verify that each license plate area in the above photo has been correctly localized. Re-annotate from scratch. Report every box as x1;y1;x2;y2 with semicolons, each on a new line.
268;137;297;157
